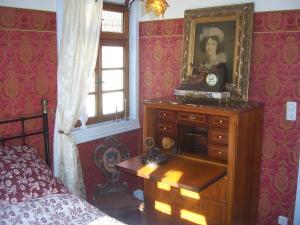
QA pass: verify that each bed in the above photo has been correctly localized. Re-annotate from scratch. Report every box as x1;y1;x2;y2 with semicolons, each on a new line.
0;100;127;225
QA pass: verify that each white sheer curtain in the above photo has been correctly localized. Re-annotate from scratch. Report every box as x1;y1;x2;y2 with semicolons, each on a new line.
53;0;103;198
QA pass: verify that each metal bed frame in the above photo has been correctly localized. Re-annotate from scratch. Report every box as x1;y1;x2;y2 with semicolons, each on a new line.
0;99;50;166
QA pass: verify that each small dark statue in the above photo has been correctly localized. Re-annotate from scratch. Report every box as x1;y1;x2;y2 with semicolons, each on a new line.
140;147;169;165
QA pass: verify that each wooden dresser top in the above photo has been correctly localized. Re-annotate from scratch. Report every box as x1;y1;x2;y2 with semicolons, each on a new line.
144;98;263;114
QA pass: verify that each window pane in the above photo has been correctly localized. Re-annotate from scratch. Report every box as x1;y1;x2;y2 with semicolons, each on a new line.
102;10;123;33
102;70;123;91
89;72;95;92
86;95;96;117
103;92;124;115
102;46;123;68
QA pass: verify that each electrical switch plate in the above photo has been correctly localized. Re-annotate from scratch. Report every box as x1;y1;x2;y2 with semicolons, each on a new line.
286;101;297;121
278;215;288;225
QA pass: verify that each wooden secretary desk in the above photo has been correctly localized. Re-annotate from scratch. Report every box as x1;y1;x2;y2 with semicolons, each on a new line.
118;99;263;225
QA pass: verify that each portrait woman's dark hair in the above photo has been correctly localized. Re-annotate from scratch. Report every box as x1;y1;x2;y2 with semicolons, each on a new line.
199;36;225;54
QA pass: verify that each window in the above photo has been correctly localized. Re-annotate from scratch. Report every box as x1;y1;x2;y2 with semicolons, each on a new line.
72;1;140;144
87;4;129;124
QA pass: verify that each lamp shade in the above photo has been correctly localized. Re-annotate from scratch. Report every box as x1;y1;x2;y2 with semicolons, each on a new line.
145;0;169;17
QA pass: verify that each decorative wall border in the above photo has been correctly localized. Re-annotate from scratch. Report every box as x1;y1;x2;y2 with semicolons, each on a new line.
0;6;56;32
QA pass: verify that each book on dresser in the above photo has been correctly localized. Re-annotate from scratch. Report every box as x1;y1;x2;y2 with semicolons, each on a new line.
118;98;263;225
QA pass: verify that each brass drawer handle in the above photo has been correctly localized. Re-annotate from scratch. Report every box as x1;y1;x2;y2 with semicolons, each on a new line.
218;135;222;139
218;151;222;154
219;120;223;123
163;113;167;117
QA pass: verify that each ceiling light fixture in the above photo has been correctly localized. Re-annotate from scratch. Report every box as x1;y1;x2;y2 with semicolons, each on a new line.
126;0;169;17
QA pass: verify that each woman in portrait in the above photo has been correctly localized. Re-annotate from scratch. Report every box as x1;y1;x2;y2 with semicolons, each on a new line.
198;27;227;75
180;26;228;91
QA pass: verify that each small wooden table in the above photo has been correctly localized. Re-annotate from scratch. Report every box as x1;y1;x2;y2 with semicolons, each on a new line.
118;155;226;193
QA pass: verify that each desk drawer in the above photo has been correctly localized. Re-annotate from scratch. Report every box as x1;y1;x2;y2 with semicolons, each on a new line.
208;129;228;145
176;197;226;225
157;110;175;121
157;123;175;135
178;112;207;124
209;115;229;128
208;144;228;161
144;180;226;225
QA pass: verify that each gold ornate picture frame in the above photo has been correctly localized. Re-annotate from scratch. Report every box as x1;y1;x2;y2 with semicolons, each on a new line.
181;3;254;101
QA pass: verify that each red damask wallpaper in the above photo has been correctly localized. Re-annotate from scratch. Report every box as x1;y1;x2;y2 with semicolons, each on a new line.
250;11;300;225
0;7;57;160
139;11;300;225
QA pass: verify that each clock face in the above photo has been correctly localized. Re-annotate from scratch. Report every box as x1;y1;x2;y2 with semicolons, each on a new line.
206;73;218;87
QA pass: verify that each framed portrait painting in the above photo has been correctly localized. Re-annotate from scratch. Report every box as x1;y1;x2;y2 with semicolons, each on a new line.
180;3;254;102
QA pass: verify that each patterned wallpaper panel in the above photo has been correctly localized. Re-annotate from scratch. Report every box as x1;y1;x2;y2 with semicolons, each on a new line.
0;7;56;31
0;7;57;160
139;19;183;123
249;11;300;225
139;11;300;225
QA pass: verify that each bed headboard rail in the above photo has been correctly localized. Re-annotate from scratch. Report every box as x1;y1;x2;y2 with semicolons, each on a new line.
0;99;50;166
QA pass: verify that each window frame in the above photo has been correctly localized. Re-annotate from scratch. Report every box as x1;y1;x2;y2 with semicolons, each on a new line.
87;3;129;125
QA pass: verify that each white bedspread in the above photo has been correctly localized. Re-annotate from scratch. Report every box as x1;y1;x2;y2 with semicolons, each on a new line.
0;193;127;225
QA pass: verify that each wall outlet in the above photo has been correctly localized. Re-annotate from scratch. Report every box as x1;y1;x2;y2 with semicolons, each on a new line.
278;215;288;225
286;101;297;121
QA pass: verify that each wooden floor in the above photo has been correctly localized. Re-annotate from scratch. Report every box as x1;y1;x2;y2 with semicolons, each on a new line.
114;210;145;225
112;208;190;225
115;211;171;225
94;201;192;225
